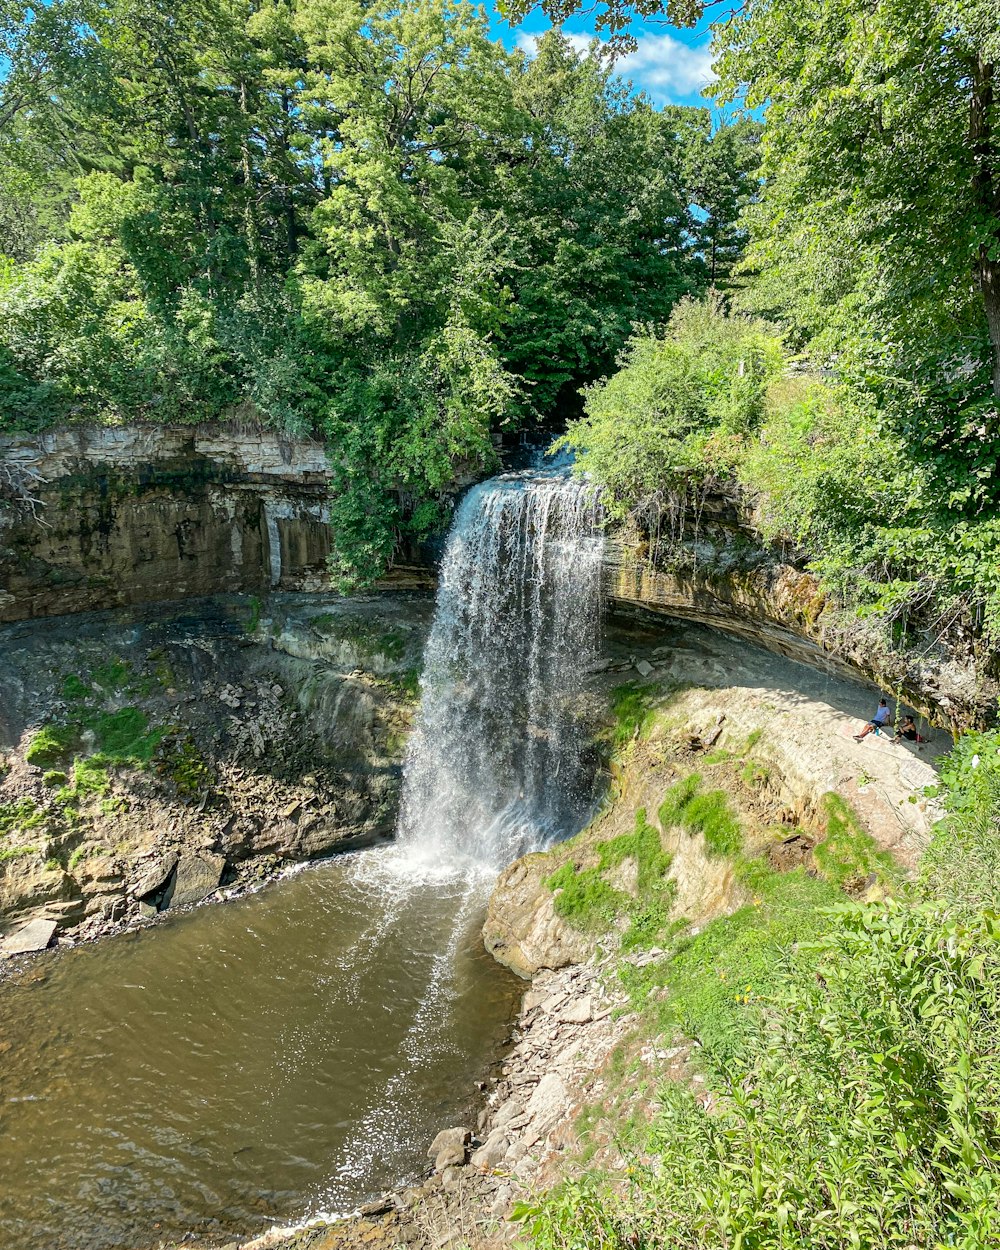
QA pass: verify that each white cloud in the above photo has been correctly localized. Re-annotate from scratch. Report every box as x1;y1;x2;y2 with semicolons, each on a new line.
514;29;714;103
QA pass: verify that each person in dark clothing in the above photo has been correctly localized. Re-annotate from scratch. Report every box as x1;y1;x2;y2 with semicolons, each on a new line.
893;715;927;744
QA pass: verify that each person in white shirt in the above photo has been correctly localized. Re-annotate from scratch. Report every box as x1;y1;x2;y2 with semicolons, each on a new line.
854;698;891;740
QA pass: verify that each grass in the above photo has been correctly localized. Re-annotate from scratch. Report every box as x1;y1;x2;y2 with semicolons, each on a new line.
83;707;166;764
25;724;77;768
657;773;742;857
71;757;109;796
0;797;47;839
68;845;92;871
0;844;39;863
813;791;895;889
606;682;657;751
547;808;677;950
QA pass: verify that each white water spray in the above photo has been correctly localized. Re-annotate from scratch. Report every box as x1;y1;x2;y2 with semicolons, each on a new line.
397;469;606;875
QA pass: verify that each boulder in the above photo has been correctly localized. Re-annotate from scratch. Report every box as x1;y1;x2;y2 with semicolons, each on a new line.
470;1127;509;1171
427;1127;469;1171
131;852;178;900
2;917;58;956
164;852;225;909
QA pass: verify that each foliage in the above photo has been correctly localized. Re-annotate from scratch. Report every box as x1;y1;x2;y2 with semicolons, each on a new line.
0;796;46;838
25;724;76;768
921;727;1000;913
0;2;746;584
812;792;895;890
524;900;1000;1250
558;297;786;523
605;682;657;751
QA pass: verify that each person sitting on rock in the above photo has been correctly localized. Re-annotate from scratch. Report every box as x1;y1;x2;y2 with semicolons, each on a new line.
854;698;891;740
893;715;927;744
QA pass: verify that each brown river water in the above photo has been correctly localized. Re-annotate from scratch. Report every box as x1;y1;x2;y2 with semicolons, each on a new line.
0;850;522;1250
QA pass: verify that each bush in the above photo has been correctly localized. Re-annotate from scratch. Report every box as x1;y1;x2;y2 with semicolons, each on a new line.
523;902;1000;1250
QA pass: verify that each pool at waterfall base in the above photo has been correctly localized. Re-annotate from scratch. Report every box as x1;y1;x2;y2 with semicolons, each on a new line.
0;851;522;1250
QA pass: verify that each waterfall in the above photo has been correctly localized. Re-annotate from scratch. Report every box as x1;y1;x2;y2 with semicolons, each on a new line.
397;469;605;875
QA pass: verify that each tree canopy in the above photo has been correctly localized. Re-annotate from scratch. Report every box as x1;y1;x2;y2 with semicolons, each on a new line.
0;0;753;582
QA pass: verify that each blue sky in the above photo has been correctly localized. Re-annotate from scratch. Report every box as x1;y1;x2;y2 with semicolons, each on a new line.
487;6;718;110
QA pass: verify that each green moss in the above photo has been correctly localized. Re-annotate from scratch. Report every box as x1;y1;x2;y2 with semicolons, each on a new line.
68;845;92;871
0;797;46;838
44;857;61;872
658;774;742;857
61;674;92;701
91;658;132;692
83;707;165;764
247;595;262;634
622;859;844;1072
813;791;895;889
606;682;657;751
739;759;770;787
168;738;213;797
548;808;677;949
42;769;68;788
72;757;109;796
0;844;39;863
25;724;76;768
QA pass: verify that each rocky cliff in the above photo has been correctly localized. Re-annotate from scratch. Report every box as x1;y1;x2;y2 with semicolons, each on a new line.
0;592;431;955
0;425;336;622
1;425;993;728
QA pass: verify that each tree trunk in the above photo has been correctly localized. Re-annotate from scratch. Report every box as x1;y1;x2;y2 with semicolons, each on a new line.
970;55;1000;401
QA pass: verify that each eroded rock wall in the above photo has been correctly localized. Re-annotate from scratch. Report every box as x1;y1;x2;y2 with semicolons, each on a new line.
604;496;997;731
0;426;335;622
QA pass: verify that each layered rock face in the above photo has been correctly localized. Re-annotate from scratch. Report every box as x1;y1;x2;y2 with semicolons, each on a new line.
604;495;997;732
0;425;335;622
0;593;431;953
1;426;992;727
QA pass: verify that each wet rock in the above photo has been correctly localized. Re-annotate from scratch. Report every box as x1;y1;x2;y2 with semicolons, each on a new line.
164;852;225;909
635;659;654;678
2;917;58;956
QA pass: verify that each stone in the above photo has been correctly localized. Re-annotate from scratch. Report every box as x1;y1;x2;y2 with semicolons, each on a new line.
523;1072;569;1135
439;1165;464;1192
560;996;593;1025
164;852;226;909
131;852;179;899
427;1127;469;1171
470;1127;509;1171
635;659;654;678
2;918;58;956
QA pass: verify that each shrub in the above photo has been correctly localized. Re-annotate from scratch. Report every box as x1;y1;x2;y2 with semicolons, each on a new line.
523;902;1000;1249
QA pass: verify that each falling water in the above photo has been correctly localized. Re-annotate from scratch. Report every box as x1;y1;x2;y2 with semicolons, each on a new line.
397;469;606;874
